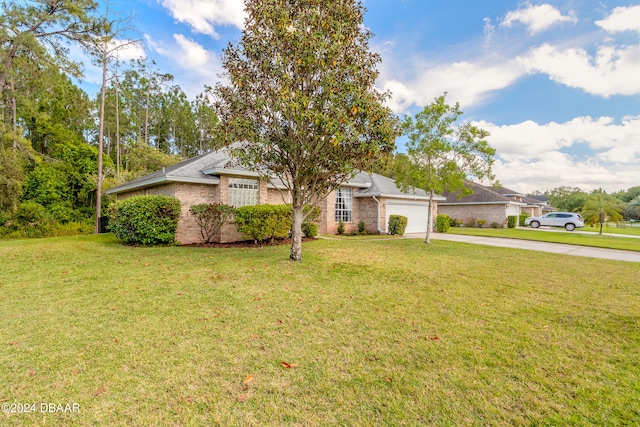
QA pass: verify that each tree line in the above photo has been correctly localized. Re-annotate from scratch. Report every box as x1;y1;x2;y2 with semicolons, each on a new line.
0;0;222;237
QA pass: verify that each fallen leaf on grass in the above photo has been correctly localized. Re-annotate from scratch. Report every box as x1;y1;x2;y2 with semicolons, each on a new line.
93;385;107;396
237;394;248;402
426;336;440;341
281;361;299;369
385;377;392;382
244;375;254;384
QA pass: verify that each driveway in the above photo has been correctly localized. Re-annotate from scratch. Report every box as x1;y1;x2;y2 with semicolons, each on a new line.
404;232;640;263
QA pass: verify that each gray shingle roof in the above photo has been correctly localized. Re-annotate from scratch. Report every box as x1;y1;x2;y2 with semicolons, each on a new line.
440;181;525;205
107;146;444;201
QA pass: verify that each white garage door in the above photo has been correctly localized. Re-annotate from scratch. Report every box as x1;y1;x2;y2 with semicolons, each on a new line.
386;200;431;234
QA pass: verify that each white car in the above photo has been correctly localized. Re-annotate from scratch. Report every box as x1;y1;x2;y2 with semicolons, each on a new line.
524;212;585;231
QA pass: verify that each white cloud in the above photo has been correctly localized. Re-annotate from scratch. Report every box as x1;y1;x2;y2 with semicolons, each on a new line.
159;0;245;38
380;59;524;114
474;116;640;193
145;34;224;97
517;43;640;97
107;39;146;62
595;5;640;34
500;3;577;35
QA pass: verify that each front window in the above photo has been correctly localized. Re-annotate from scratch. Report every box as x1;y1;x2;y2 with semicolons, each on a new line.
335;188;353;222
228;178;259;207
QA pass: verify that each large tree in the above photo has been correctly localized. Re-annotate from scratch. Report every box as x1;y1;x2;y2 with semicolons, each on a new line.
0;0;104;97
214;0;398;261
396;94;495;243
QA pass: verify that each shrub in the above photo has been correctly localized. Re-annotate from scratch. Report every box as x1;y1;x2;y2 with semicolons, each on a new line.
519;213;529;227
491;222;501;228
477;219;487;227
436;214;450;233
108;195;181;245
465;218;477;228
15;202;50;227
190;203;236;243
507;215;518;229
388;214;408;235
448;217;458;227
357;220;366;234
234;204;292;243
337;220;345;235
302;222;318;238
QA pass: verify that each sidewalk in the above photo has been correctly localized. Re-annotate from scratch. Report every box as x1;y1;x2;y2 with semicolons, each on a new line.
404;232;640;263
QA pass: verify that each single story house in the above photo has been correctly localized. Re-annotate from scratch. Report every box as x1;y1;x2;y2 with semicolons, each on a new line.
106;146;445;243
438;181;527;227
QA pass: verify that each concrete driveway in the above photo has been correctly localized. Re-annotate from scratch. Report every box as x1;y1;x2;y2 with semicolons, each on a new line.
404;232;640;263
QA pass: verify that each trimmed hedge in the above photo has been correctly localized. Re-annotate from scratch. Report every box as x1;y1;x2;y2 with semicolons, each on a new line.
108;195;181;245
507;215;518;229
519;213;530;227
388;214;408;235
234;204;292;243
436;214;450;233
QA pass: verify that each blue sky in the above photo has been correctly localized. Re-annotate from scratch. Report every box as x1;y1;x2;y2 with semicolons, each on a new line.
83;0;640;194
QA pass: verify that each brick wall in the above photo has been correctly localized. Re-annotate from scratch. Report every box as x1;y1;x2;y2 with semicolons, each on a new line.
438;204;508;227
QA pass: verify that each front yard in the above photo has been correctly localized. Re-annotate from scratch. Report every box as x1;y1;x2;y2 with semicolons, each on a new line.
1;235;639;425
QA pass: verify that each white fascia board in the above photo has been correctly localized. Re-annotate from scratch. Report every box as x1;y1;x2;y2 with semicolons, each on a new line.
355;193;445;201
201;167;262;178
439;201;526;206
105;175;220;195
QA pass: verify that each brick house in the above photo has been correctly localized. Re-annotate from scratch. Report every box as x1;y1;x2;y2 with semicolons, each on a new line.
438;181;528;227
106;146;445;243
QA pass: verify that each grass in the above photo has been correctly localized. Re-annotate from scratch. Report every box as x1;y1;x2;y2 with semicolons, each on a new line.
447;226;640;252
1;234;639;426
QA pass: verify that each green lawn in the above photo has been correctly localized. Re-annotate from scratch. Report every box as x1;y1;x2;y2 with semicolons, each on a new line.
1;235;639;426
447;226;640;252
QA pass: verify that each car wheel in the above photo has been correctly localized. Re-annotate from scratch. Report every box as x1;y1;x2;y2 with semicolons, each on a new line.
565;223;575;231
530;221;540;228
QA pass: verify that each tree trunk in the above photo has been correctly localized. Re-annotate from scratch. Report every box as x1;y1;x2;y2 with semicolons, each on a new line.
10;77;17;150
290;203;304;261
424;193;434;244
95;41;108;234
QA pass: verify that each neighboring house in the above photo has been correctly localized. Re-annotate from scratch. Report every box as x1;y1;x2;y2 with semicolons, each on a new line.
521;194;555;217
438;181;527;226
106;146;445;243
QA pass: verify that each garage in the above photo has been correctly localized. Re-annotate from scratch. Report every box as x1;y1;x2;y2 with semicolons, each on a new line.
385;199;432;234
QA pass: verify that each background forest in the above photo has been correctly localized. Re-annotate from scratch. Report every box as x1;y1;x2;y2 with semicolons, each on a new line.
0;1;222;237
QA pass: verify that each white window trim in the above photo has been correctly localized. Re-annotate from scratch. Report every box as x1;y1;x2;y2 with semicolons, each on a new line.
335;188;353;222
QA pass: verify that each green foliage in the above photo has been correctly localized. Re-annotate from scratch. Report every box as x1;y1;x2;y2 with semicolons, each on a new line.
357;220;366;234
0;147;27;213
337;220;345;235
302;222;318;238
125;145;184;178
477;219;487;227
625;195;640;220
436;214;450;232
234;204;292;243
388;214;408;235
15;202;50;226
546;187;588;212
507;216;518;229
395;93;495;242
519;213;530;226
189;203;236;243
581;193;623;235
108;196;181;245
214;0;399;260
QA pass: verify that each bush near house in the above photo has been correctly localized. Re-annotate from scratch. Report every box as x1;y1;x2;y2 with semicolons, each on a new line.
436;214;450;232
108;195;181;245
519;213;529;227
234;204;292;243
388;214;408;235
190;203;236;243
507;215;518;229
